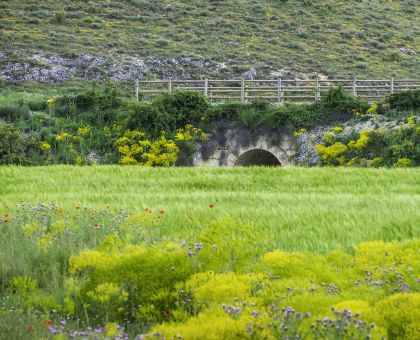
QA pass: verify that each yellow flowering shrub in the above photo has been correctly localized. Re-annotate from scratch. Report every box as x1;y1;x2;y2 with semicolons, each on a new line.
46;98;55;108
141;134;179;167
368;157;383;167
39;141;52;152
321;132;335;145
55;132;72;142
347;129;374;149
315;142;348;165
407;115;415;127
74;156;85;165
86;282;129;321
175;124;206;142
76;126;91;136
366;103;378;115
293;128;307;138
331;126;344;134
377;293;420;340
396;157;412;167
115;130;179;166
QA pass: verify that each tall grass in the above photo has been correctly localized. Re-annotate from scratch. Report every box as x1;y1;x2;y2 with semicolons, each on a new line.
1;166;419;253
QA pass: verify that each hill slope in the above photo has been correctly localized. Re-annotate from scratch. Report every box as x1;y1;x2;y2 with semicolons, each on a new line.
0;0;419;82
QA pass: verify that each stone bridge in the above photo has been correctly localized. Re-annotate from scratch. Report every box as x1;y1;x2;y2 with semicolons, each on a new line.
193;128;296;166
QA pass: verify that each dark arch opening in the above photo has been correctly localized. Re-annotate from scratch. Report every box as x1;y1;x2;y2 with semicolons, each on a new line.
234;149;281;167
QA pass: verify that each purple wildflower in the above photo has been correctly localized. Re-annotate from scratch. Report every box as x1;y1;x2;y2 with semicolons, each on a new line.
195;243;203;251
48;327;57;334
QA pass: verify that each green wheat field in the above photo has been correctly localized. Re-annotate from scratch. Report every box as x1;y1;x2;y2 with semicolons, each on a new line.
2;166;419;252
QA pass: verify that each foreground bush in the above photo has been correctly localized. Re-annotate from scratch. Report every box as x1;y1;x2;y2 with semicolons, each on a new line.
0;203;419;339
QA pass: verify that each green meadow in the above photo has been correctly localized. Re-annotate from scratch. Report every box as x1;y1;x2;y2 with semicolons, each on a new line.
2;166;419;252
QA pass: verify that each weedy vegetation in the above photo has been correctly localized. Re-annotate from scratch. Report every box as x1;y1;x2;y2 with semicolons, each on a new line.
0;167;419;339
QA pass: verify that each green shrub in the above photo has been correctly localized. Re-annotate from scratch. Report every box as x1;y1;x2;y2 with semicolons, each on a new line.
237;99;271;130
207;102;243;122
314;85;369;119
53;82;123;124
0;123;26;164
124;101;176;137
154;90;211;126
395;157;412;168
316;123;420;167
0;104;30;121
387;89;420;111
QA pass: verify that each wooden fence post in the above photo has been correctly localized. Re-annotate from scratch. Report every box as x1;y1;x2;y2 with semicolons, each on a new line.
204;79;208;97
168;79;172;93
135;79;139;102
315;78;320;101
390;77;394;95
241;78;245;103
352;78;357;97
277;78;282;103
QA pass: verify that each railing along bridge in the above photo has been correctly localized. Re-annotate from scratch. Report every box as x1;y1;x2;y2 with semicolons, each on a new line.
134;78;420;103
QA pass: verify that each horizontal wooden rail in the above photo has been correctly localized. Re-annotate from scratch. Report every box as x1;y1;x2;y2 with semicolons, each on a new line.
134;78;420;103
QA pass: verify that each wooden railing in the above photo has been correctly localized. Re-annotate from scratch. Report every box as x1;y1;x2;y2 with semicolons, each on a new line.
135;78;420;102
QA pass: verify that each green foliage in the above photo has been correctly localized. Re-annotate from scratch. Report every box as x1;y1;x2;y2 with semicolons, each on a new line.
316;121;420;167
53;82;123;124
0;123;26;164
2;197;419;338
154;90;211;126
0;86;417;167
395;157;412;168
69;243;194;325
0;103;30;121
314;86;370;120
123;101;176;137
387;89;420;111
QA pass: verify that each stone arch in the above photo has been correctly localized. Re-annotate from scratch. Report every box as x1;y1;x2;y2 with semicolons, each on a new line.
233;149;281;166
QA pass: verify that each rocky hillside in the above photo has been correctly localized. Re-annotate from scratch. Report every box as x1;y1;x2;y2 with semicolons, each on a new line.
0;0;419;83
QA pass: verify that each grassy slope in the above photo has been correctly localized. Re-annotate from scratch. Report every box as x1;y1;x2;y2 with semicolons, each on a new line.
1;166;419;253
0;0;419;79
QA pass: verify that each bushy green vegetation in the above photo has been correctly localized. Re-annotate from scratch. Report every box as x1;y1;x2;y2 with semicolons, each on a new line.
315;115;420;167
0;167;419;339
0;0;419;79
3;84;419;167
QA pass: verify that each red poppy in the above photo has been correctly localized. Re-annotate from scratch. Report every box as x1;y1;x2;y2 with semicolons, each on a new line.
94;223;100;229
145;208;149;211
56;209;63;217
160;210;164;214
27;323;36;331
209;204;214;209
4;213;8;217
163;311;170;319
4;219;9;223
41;319;52;329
